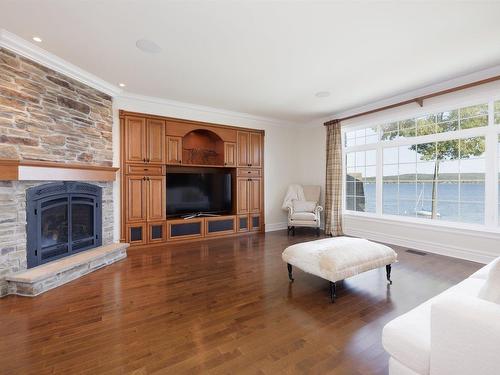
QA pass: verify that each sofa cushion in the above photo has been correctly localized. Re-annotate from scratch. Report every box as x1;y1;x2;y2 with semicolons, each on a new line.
478;258;500;304
290;212;317;221
469;257;499;279
292;200;317;213
382;278;485;375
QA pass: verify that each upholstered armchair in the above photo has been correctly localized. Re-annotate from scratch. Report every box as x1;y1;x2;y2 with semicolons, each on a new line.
285;185;323;236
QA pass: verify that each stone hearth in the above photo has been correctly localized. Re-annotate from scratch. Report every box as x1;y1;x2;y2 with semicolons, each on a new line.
6;243;128;296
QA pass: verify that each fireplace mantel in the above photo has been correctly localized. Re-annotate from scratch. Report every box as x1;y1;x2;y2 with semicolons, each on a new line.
0;159;118;181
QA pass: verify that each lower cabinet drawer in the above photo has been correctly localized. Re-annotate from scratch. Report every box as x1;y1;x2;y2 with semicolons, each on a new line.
148;222;166;243
126;164;165;175
205;216;236;237
237;215;249;232
250;214;262;232
237;168;261;177
126;223;147;245
167;218;204;240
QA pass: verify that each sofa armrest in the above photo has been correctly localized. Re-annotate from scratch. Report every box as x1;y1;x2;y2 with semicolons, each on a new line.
314;205;323;215
430;295;500;375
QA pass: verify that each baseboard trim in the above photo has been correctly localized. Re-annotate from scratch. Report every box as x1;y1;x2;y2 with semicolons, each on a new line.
344;227;496;264
265;222;287;232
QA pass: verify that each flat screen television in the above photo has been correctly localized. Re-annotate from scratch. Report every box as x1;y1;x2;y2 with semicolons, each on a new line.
166;170;232;218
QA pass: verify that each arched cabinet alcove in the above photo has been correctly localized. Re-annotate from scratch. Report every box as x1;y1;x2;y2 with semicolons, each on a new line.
182;129;224;166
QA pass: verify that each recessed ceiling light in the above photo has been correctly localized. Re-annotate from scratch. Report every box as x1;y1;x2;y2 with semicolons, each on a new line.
32;36;42;43
119;83;126;87
315;91;331;98
136;39;161;54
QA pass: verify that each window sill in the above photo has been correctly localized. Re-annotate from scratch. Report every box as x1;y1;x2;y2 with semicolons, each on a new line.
343;210;500;238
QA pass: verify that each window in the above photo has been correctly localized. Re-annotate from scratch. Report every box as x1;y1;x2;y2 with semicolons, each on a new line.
346;150;376;213
344;100;500;227
344;126;378;147
382;138;485;223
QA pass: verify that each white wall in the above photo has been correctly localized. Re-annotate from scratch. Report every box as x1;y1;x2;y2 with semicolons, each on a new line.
294;80;500;264
111;94;297;240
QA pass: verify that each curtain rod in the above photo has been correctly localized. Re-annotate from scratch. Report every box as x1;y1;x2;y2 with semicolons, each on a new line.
324;74;500;126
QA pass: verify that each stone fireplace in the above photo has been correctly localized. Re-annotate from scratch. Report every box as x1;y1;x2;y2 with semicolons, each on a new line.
0;47;123;297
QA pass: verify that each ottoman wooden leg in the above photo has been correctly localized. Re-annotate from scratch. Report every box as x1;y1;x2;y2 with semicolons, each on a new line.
287;263;294;282
329;281;336;303
386;264;392;285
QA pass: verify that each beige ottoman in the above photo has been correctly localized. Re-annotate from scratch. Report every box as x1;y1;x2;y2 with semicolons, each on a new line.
282;236;397;302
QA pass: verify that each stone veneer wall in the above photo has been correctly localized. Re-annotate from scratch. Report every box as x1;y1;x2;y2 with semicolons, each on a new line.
0;48;114;297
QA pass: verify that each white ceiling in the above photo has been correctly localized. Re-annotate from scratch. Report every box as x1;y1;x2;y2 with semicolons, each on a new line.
1;1;500;124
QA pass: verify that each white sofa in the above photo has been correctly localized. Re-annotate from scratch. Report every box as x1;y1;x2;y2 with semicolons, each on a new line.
382;258;500;375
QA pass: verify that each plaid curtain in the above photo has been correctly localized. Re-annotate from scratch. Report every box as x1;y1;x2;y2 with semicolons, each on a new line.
324;121;343;236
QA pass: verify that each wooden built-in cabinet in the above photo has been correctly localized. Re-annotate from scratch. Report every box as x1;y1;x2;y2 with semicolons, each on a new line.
237;131;262;167
124;117;165;164
125;175;165;222
224;142;236;167
237;177;261;215
166;136;182;164
120;110;264;246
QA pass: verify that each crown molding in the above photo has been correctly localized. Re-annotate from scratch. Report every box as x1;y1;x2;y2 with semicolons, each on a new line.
116;92;300;128
323;64;500;124
0;29;122;96
0;29;300;127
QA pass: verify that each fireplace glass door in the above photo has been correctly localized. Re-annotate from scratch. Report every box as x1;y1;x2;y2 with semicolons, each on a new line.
40;197;70;261
27;182;102;268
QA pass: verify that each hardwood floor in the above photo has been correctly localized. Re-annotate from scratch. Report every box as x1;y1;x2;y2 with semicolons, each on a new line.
0;231;481;374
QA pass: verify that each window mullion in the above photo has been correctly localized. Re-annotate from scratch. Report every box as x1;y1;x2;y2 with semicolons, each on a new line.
484;100;497;226
376;125;383;216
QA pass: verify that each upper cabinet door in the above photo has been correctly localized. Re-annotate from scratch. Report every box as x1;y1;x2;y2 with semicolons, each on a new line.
224;142;236;167
125;117;147;163
249;132;262;168
237;131;249;167
166;136;182;164
147;119;165;164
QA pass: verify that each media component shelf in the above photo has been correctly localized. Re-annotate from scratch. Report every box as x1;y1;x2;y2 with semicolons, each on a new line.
119;110;264;246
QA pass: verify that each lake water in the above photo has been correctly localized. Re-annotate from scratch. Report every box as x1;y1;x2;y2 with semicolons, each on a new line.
360;182;486;224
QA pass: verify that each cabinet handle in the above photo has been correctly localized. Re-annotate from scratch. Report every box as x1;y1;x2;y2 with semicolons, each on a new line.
144;168;149;171
247;171;251;174
178;160;182;164
143;176;146;181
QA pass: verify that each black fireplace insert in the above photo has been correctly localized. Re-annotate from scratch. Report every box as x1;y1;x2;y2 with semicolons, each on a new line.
26;182;102;268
